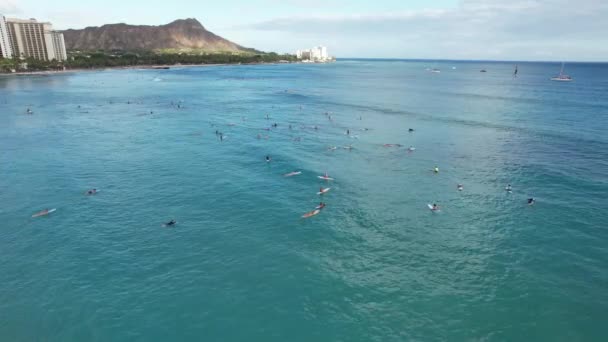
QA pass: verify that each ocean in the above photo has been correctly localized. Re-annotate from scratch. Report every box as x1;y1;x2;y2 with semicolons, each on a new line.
1;60;607;341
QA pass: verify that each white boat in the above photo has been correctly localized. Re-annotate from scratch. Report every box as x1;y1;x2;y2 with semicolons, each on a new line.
551;62;573;82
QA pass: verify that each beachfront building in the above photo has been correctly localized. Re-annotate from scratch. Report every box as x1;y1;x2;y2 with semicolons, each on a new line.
0;15;13;58
1;17;67;61
46;29;67;61
296;46;331;62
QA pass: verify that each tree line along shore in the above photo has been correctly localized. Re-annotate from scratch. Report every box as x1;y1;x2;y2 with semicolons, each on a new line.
0;51;299;73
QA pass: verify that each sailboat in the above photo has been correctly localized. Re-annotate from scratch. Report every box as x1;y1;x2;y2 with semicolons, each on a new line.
551;62;572;82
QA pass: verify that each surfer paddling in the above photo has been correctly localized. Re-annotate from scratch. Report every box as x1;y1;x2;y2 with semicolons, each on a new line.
32;208;53;218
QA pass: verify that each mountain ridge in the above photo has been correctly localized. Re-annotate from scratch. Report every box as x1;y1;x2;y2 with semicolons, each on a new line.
62;18;255;53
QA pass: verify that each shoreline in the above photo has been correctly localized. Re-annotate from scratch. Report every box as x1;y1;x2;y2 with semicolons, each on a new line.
0;61;306;77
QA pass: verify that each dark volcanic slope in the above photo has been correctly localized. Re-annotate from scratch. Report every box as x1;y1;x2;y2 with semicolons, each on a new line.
62;18;251;52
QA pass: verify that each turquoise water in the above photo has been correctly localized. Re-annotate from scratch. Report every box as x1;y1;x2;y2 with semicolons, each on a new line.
1;60;608;341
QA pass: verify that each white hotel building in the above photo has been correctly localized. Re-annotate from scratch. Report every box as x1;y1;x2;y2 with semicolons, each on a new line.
296;46;331;62
0;14;67;61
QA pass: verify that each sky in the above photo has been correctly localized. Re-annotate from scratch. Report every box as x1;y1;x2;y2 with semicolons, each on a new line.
1;0;608;61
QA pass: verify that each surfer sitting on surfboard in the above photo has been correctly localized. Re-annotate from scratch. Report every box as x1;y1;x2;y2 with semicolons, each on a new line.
86;188;98;195
266;156;271;162
432;204;440;211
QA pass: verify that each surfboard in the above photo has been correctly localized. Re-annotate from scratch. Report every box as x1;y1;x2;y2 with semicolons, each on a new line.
32;208;56;218
317;176;334;181
317;188;331;195
284;171;302;177
302;209;320;218
315;205;325;209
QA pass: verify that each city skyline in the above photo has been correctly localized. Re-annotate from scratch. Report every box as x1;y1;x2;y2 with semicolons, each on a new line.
1;0;607;61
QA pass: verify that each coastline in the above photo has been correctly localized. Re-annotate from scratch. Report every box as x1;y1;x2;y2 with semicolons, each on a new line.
0;61;306;77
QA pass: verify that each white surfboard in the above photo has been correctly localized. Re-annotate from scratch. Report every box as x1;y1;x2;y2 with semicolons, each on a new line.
317;176;334;181
284;171;302;177
317;188;331;195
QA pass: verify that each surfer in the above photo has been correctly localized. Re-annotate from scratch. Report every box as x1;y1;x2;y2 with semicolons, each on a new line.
26;108;33;114
408;146;415;152
266;156;271;162
506;184;512;192
86;188;98;195
434;167;439;173
346;129;350;135
513;65;518;78
164;219;176;227
432;204;439;211
409;128;414;132
457;184;464;191
318;202;326;210
32;208;51;217
527;198;535;205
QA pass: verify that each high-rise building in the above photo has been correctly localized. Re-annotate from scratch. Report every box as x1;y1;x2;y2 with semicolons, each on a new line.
45;28;66;61
0;14;13;58
3;17;67;61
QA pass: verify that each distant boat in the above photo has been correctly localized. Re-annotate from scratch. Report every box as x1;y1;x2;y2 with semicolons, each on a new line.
551;62;573;82
480;69;487;73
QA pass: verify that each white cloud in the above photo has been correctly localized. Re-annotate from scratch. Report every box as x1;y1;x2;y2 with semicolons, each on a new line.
237;0;608;60
0;0;21;15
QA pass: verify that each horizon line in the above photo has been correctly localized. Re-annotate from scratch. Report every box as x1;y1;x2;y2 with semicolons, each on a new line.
336;57;608;64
